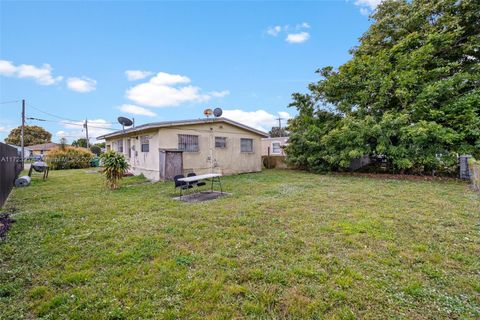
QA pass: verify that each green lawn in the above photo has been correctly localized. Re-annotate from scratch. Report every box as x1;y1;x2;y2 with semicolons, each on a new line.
0;169;479;319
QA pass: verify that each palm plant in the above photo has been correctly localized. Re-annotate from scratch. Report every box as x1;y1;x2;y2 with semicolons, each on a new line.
100;151;130;189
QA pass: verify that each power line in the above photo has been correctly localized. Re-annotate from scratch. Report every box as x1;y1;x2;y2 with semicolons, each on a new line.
27;103;118;126
27;103;83;123
25;102;121;130
0;100;21;105
26;117;121;131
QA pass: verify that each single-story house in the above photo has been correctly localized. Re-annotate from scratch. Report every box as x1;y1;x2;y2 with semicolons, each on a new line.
28;142;59;156
261;137;289;169
7;144;32;159
97;118;268;181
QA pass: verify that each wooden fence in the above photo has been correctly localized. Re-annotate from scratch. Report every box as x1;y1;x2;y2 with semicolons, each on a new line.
0;143;22;208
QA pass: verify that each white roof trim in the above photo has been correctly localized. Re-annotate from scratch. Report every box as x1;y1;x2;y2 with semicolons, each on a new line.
97;117;268;140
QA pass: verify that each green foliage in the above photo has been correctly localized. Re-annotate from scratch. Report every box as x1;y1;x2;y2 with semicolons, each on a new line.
71;138;88;148
268;127;289;137
89;144;103;156
58;137;67;151
46;147;94;170
4;125;52;146
100;150;130;189
287;0;480;173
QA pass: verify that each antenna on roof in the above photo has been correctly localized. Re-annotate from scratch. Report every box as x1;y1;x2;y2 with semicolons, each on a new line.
203;108;213;118
118;116;133;131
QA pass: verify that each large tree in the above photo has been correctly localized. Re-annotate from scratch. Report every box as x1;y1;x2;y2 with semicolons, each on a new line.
72;138;89;148
268;127;289;137
287;0;480;174
4;125;52;146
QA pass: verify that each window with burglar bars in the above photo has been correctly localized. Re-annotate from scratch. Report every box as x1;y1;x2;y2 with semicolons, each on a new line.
240;138;253;153
178;134;199;152
215;137;227;149
140;136;149;152
117;139;123;153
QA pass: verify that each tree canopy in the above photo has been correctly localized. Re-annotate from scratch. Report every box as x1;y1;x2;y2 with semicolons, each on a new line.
4;125;52;146
269;127;289;138
72;138;89;148
286;0;480;174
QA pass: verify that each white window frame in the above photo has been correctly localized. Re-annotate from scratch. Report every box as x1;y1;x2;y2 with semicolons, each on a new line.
272;142;282;154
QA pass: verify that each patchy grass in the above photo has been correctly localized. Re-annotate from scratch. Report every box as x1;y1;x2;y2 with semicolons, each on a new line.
0;169;479;319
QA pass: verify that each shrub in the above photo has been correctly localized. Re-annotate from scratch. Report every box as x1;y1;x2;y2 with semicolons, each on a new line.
100;151;130;189
90;145;102;156
46;147;94;170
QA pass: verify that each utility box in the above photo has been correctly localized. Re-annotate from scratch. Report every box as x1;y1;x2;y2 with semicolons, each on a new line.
459;155;471;180
159;149;183;181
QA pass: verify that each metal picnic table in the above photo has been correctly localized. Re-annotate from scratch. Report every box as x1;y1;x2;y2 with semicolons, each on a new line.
177;173;223;196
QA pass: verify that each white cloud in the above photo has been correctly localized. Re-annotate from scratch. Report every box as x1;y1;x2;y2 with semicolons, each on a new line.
125;70;153;81
354;0;383;14
222;109;291;132
209;90;230;98
56;130;68;138
359;7;370;15
296;22;310;29
119;104;157;117
285;32;310;44
0;126;10;133
60;119;113;141
0;60;62;85
267;22;310;38
355;0;382;9
0;61;17;76
67;77;97;93
126;72;228;108
267;25;282;36
149;72;191;86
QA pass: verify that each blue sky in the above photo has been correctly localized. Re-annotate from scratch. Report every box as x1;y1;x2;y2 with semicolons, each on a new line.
0;0;377;143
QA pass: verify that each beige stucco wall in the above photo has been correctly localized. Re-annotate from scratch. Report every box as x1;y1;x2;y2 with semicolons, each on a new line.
105;128;160;180
105;122;263;181
261;137;288;156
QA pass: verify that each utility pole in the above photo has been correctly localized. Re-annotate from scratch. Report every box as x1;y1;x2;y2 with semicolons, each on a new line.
84;118;90;148
21;99;25;169
275;116;284;129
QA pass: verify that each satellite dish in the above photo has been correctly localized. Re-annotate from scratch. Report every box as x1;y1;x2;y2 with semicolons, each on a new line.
213;108;223;117
203;108;213;117
118;117;133;127
118;116;133;130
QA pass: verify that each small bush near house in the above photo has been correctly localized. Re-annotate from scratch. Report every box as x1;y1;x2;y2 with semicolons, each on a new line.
46;147;93;170
100;150;130;189
89;145;102;156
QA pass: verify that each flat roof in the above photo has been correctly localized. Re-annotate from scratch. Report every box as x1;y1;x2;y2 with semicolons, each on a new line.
97;117;269;140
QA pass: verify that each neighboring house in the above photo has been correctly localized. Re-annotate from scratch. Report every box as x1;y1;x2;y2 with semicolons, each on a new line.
28;142;59;157
261;137;289;169
7;144;32;159
97;118;268;181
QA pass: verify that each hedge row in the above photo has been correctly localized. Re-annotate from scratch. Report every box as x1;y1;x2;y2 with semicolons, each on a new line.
46;147;94;170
